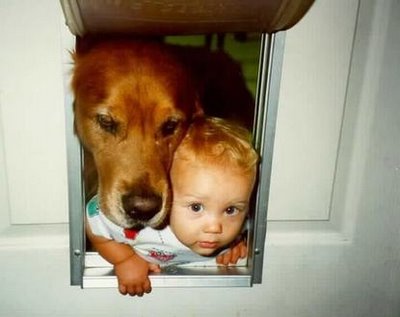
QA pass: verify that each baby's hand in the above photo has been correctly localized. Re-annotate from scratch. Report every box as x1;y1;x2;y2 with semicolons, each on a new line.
216;239;247;266
114;255;161;296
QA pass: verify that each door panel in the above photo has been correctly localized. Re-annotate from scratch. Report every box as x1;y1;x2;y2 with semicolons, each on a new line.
0;0;69;224
268;0;359;222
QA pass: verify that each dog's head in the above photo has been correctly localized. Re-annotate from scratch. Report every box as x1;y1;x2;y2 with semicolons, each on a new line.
72;39;203;229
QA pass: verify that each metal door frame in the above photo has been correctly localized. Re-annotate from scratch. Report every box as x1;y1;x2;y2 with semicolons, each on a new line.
65;32;286;288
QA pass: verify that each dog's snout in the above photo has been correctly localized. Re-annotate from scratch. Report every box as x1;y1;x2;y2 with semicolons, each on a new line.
122;191;162;222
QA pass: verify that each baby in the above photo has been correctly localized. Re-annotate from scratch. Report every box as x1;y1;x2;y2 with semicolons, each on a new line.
86;116;259;296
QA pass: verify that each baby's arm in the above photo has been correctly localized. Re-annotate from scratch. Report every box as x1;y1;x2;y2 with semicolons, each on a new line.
86;221;160;296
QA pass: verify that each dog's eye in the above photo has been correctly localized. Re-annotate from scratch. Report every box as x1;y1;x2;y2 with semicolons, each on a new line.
161;118;180;137
96;114;118;134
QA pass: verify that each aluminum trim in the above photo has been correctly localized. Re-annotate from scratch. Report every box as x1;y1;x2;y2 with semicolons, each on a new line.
64;59;85;286
83;267;252;288
251;32;286;284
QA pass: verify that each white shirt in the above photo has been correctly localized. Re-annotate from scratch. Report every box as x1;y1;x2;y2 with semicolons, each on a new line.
86;196;222;267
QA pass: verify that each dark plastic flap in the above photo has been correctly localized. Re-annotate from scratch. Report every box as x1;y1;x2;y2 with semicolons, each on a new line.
60;0;314;36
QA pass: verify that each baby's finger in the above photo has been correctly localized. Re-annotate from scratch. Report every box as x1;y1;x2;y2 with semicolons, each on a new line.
221;252;232;266
143;278;152;294
240;243;248;258
127;284;144;297
148;263;161;273
118;283;128;296
232;245;242;264
216;253;223;264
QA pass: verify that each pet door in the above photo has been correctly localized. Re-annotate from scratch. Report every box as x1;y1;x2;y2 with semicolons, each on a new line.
61;0;314;288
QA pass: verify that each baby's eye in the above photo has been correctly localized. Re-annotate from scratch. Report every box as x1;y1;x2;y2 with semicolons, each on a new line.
189;203;204;213
225;206;239;216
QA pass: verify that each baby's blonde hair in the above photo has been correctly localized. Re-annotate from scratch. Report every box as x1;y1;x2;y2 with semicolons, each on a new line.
173;117;259;173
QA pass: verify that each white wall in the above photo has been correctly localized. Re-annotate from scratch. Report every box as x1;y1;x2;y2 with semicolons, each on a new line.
0;0;399;316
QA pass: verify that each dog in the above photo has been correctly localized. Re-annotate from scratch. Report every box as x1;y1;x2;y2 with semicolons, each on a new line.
72;36;254;230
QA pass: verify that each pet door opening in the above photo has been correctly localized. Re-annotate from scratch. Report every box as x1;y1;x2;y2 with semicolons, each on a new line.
65;32;285;288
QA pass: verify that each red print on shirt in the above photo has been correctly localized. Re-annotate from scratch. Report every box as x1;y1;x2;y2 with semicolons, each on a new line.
148;249;176;262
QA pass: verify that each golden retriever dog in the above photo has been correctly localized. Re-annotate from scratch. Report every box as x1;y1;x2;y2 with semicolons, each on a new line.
72;36;253;230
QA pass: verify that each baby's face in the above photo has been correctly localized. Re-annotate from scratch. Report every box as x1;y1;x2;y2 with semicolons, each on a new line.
169;159;255;256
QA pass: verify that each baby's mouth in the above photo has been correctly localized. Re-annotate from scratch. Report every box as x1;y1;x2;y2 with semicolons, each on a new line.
198;241;218;249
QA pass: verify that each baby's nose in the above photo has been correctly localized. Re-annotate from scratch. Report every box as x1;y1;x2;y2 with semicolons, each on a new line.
204;216;223;234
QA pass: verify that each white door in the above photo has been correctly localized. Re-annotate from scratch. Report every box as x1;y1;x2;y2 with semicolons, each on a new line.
265;1;400;316
0;0;399;316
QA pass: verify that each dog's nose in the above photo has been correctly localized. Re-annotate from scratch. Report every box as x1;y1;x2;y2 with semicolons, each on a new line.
122;191;162;222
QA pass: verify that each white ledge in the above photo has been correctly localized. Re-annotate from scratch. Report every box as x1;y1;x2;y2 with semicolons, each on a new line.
83;266;253;288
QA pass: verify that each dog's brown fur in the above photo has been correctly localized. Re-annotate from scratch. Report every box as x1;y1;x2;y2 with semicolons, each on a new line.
73;39;204;229
72;37;254;230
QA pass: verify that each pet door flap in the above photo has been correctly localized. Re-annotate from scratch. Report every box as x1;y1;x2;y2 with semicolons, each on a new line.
60;0;314;36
